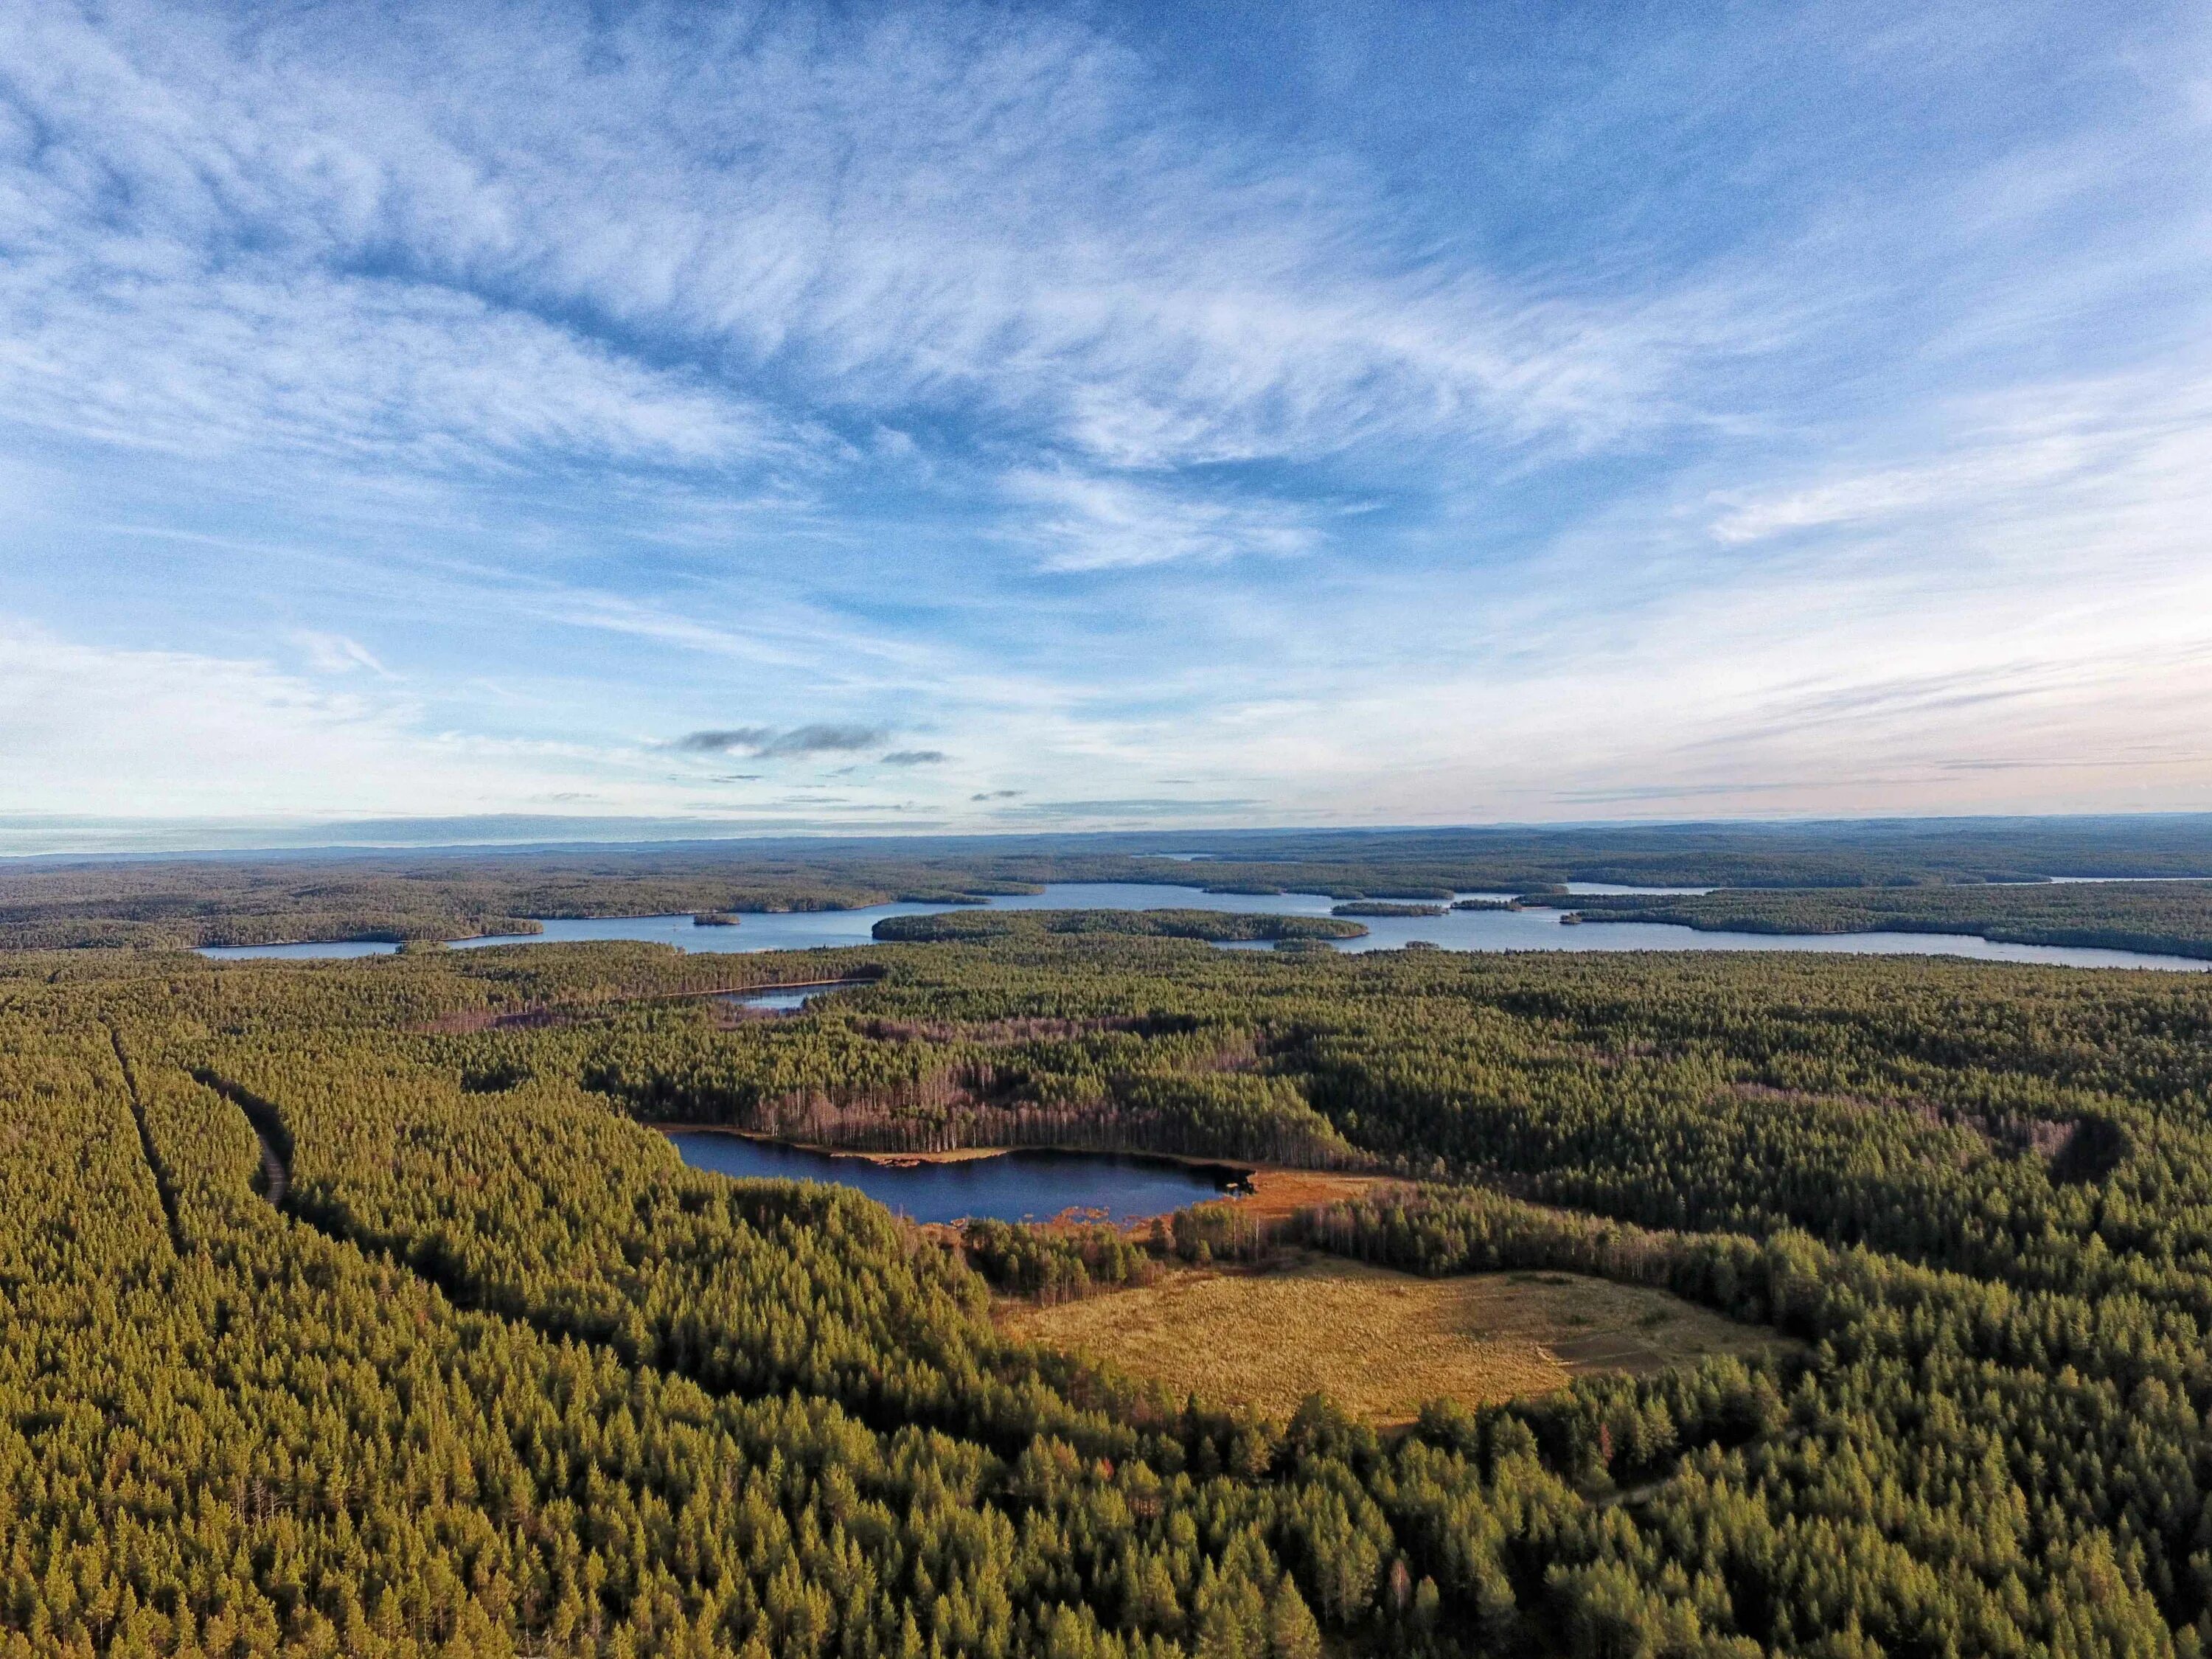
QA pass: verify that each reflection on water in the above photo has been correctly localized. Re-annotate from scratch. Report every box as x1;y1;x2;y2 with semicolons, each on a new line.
198;881;2212;973
666;1133;1240;1224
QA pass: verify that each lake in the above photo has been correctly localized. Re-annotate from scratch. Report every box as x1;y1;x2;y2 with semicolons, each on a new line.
663;1132;1244;1224
720;982;864;1012
197;879;2212;972
198;938;412;961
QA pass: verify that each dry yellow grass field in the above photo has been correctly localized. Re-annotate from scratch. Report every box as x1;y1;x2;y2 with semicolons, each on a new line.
1003;1254;1790;1423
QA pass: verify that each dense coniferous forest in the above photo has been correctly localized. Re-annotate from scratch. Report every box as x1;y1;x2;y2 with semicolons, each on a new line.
11;916;2212;1654
9;815;2212;950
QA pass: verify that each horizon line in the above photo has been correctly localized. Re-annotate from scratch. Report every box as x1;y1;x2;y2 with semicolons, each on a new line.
6;809;2211;867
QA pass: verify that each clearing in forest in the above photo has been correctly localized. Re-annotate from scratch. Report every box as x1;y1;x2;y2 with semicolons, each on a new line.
1005;1254;1791;1422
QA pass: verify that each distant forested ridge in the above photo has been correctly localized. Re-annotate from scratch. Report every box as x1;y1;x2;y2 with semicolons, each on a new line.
12;929;2212;1653
1534;877;2212;959
6;813;2212;949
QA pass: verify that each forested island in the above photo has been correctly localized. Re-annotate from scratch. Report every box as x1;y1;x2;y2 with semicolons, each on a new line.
11;904;2212;1655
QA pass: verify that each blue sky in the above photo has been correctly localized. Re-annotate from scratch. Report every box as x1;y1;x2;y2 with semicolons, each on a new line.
3;0;2209;850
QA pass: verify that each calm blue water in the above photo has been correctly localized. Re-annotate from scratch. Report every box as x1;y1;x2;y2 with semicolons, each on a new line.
1562;881;1716;895
458;905;958;952
720;983;859;1011
195;880;2212;973
665;1133;1239;1223
201;937;403;959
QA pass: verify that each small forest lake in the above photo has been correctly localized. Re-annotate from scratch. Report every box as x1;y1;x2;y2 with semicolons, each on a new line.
663;1132;1247;1225
198;879;2212;972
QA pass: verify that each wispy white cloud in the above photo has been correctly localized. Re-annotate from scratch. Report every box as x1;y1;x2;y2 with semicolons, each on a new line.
0;0;1731;493
0;259;779;469
295;630;391;676
1005;468;1328;571
1708;366;2212;549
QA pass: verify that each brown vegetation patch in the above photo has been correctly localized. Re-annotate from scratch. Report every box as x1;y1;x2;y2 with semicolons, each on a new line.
1233;1169;1389;1226
1005;1255;1792;1424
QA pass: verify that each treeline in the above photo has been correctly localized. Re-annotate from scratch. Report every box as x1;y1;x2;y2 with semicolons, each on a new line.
1533;879;2212;959
1084;816;2212;887
960;1220;1166;1303
962;1205;1324;1304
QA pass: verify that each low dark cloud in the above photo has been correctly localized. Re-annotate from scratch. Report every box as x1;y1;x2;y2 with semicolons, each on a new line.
882;749;948;766
675;724;887;757
772;724;889;754
971;789;1024;801
675;726;771;753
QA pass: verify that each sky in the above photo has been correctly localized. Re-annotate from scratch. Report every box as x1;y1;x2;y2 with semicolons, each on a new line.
3;0;2210;852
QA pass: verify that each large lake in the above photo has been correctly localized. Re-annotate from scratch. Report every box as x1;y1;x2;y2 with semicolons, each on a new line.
664;1133;1241;1224
198;878;2212;972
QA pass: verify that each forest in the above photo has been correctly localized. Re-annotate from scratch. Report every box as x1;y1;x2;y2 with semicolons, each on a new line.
9;815;2212;950
11;920;2212;1655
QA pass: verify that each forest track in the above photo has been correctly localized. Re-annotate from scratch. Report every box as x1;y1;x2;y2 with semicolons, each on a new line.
104;1024;186;1254
183;1073;1043;1457
183;1068;1183;1464
251;1120;289;1204
191;1070;291;1206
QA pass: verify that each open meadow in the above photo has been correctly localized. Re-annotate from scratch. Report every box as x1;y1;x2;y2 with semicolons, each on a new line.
1003;1253;1797;1422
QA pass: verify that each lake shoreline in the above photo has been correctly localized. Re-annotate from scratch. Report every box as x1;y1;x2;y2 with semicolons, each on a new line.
653;1123;1389;1229
650;1121;1251;1173
653;1123;1009;1164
